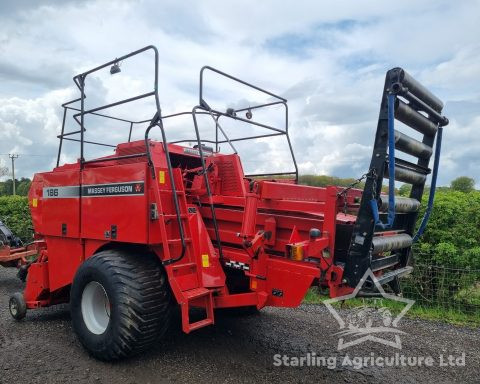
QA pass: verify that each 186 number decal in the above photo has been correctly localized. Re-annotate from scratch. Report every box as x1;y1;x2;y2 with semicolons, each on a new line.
46;188;58;197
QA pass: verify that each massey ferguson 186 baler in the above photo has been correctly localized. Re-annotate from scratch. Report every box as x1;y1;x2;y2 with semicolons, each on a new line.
8;46;449;360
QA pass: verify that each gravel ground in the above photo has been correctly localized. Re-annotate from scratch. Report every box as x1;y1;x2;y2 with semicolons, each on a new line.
0;266;478;384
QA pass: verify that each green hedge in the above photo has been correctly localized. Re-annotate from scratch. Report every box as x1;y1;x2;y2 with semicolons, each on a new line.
0;196;32;243
415;189;480;268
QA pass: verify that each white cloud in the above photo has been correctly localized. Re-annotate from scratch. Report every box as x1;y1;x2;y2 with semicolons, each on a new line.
0;0;479;187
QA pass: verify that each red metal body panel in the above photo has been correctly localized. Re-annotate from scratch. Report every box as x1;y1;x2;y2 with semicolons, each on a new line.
264;257;320;307
81;163;149;243
24;262;49;304
46;237;82;291
35;169;81;237
24;139;361;332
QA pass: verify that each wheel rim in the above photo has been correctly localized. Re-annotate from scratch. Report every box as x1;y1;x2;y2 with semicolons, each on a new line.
10;299;18;316
81;281;111;335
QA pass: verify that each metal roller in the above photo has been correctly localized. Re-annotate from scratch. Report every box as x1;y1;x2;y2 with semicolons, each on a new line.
393;85;448;126
394;130;433;159
372;233;413;254
379;195;420;213
395;68;443;112
395;99;438;136
384;165;427;185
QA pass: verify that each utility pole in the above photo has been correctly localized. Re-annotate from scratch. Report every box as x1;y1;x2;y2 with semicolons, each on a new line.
9;154;19;195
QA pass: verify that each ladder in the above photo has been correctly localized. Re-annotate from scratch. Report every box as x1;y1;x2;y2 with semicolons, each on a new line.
145;116;218;333
344;67;449;290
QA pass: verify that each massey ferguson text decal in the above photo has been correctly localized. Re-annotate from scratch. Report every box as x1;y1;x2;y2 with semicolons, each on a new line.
82;182;144;197
42;182;144;198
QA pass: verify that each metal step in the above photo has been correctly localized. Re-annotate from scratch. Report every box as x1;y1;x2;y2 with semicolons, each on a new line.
181;287;214;334
379;195;420;213
183;287;212;300
188;318;214;332
371;233;412;254
374;266;413;286
371;254;400;271
164;214;189;219
384;159;428;185
388;166;426;184
160;189;186;195
360;266;413;294
168;238;192;245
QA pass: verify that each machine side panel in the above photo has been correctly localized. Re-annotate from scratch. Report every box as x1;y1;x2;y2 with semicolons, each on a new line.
81;163;149;244
39;169;81;237
46;237;83;292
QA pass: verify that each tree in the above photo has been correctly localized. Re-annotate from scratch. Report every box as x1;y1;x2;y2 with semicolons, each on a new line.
0;179;14;195
0;196;32;242
0;178;32;196
415;189;480;267
298;175;364;188
451;176;475;193
16;178;31;196
398;184;411;196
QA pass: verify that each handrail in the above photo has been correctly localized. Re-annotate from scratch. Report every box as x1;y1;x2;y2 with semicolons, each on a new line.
145;121;187;266
198;66;298;182
70;45;188;266
199;66;287;105
73;45;159;164
191;106;223;258
57;47;299;265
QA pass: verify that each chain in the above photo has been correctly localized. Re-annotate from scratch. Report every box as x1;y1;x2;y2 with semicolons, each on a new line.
336;171;369;214
336;168;379;214
370;168;378;200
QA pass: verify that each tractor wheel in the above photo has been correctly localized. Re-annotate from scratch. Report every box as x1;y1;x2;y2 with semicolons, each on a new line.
70;249;172;361
9;292;27;320
17;264;29;282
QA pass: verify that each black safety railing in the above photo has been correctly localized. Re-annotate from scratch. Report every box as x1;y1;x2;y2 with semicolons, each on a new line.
200;66;297;180
56;45;299;264
58;46;188;266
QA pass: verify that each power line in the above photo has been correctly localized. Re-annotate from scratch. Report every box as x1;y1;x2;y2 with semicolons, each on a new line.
0;153;53;157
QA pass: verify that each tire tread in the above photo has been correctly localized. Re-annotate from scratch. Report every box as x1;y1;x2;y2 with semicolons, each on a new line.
71;249;172;360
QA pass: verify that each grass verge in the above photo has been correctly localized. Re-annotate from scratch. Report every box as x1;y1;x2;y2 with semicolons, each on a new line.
303;287;480;327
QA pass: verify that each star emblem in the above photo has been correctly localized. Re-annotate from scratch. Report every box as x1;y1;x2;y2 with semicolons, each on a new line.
324;268;415;350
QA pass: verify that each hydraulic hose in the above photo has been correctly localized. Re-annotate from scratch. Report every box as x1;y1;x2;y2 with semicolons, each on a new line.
412;125;443;242
370;93;396;229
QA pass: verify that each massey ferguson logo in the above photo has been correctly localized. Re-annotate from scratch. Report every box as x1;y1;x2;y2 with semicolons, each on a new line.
42;182;145;198
86;185;132;195
83;182;144;197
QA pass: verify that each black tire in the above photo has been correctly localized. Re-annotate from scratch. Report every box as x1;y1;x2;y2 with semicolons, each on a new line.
9;292;27;320
70;249;172;361
17;264;29;282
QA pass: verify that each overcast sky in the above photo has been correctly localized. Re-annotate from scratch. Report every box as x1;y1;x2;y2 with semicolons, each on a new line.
0;0;479;187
